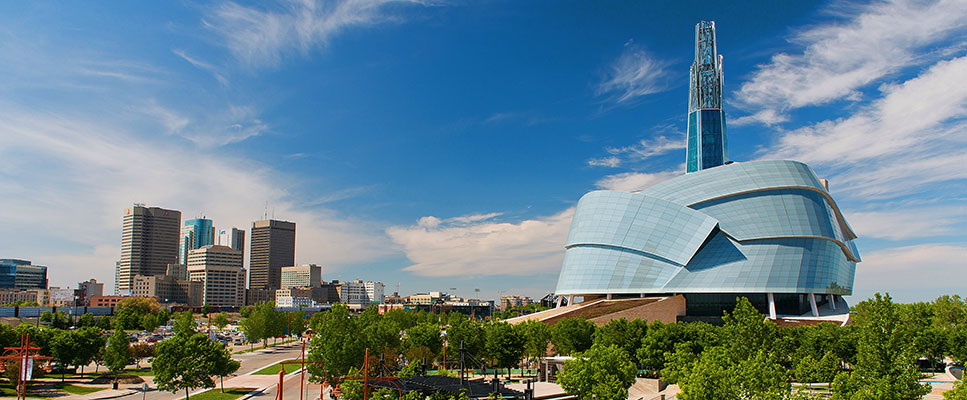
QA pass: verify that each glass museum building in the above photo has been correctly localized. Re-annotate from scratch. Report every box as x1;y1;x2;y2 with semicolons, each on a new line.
553;21;859;319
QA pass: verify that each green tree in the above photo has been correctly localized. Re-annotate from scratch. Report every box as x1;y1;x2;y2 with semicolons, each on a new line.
405;322;443;364
593;318;647;364
131;343;155;368
446;318;485;359
152;333;219;399
238;306;265;349
674;298;790;400
943;381;967;400
211;340;241;392
520;319;551;363
213;313;230;332
141;313;160;332
557;344;637;400
551;318;595;355
104;327;132;388
173;311;197;335
77;313;96;327
308;304;365;382
794;351;841;383
484;322;525;377
288;310;308;337
949;324;967;364
97;316;113;330
832;293;930;400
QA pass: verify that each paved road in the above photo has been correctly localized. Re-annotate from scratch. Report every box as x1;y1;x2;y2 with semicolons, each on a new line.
103;341;307;400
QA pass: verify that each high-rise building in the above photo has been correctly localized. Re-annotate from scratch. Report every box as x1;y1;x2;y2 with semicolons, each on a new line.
116;205;181;294
15;264;47;290
686;20;729;173
218;227;246;255
0;259;28;288
180;218;215;264
280;264;322;289
249;219;295;290
187;245;245;307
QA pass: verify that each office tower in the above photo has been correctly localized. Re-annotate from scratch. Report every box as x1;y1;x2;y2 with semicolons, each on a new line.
686;20;729;173
249;219;295;290
14;264;47;290
116;204;181;294
0;259;29;288
187;245;245;307
218;227;246;254
280;264;322;289
338;280;385;305
180;218;215;264
77;279;104;305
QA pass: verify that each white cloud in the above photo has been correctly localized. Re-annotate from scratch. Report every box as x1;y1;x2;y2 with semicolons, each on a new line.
0;105;395;290
761;55;967;200
204;0;428;68
386;209;574;277
853;244;967;291
587;156;621;168
736;0;967;124
143;101;270;147
596;46;673;105
587;135;685;169
594;170;680;192
847;207;966;241
730;109;788;126
172;49;229;86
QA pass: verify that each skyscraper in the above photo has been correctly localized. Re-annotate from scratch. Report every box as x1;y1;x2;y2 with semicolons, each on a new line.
218;227;246;255
116;204;181;294
249;219;295;290
686;20;729;173
187;245;245;307
179;218;215;264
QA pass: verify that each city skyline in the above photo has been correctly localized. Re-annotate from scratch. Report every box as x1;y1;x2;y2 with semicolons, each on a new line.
0;1;964;303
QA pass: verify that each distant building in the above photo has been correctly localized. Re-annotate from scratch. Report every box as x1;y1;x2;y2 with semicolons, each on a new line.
384;292;402;304
14;264;47;290
77;279;104;305
90;295;130;308
338;280;384;305
117;205;181;294
276;288;315;307
408;292;449;305
132;274;202;307
0;289;38;305
500;295;534;311
187;245;245;307
246;288;275;306
249;219;295;291
218;228;246;254
180;218;215;265
166;264;187;281
281;264;322;289
48;287;75;306
0;259;28;288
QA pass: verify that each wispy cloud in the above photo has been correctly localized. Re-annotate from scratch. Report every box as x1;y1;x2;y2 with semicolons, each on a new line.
387;209;573;277
736;0;967;124
847;206;967;241
0;105;394;288
143;102;269;147
203;0;429;68
594;170;680;192
852;244;967;298
587;134;684;168
761;55;967;200
596;44;673;105
172;49;229;86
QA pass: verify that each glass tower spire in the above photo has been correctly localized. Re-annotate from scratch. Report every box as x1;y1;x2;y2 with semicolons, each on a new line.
686;20;729;173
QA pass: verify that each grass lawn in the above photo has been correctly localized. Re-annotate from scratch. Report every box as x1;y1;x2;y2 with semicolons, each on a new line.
253;362;302;375
190;388;256;400
55;383;106;395
123;367;155;376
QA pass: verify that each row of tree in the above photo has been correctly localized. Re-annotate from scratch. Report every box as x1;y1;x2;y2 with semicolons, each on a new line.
279;293;967;400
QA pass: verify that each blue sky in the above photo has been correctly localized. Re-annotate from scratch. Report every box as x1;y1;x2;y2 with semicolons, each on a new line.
0;0;964;304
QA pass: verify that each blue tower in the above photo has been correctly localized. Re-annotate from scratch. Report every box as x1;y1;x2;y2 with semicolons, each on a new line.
180;218;215;264
686;21;729;173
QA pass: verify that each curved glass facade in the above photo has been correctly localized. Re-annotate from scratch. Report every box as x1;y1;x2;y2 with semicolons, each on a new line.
555;160;859;297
